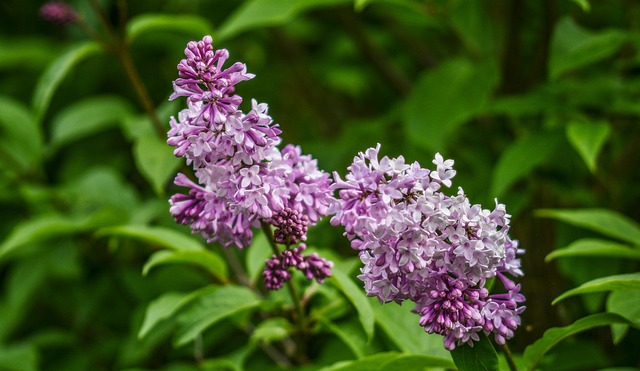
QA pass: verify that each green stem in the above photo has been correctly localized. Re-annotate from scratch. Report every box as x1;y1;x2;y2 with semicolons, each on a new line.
502;342;518;371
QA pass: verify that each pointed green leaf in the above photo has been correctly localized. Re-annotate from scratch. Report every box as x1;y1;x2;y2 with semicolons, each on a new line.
217;0;351;41
566;120;610;173
32;42;102;123
523;313;629;370
536;208;640;245
50;96;134;150
133;134;181;196
250;317;293;345
373;301;451;358
126;14;213;43
174;285;261;346
450;334;499;371
320;351;455;371
491;131;563;197
546;238;640;261
322;318;370;359
607;289;640;344
549;17;625;80
142;249;228;282
404;58;499;152
569;0;590;11
247;231;273;284
0;215;92;260
329;266;375;341
96;225;205;251
138;285;218;339
553;273;640;305
0;96;42;173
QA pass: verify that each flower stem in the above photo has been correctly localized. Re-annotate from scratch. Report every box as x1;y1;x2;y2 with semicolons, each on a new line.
502;342;518;371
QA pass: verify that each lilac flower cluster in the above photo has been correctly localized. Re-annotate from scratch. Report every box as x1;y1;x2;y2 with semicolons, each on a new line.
263;244;333;290
167;36;334;251
330;144;525;349
40;1;78;24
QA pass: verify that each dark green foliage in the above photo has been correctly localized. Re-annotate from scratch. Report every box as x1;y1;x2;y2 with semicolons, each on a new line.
1;0;639;369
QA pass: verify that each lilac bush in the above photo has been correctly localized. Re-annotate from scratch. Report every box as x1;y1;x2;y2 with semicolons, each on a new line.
167;36;525;352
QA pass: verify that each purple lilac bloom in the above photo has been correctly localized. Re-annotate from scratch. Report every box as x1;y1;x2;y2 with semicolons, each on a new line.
262;244;333;290
40;1;77;24
330;144;525;349
167;34;335;287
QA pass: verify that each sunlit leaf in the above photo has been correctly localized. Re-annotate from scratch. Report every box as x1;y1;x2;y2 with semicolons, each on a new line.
522;313;629;370
491;131;563;197
250;317;293;345
217;0;351;41
549;17;625;80
319;351;455;371
569;0;590;11
536;208;640;245
138;285;218;339
126;14;214;43
404;58;499;153
31;42;102;123
50;95;134;150
566;120;611;173
546;238;640;262
450;334;498;371
174;285;261;346
96;225;205;251
142;249;228;283
329;266;375;341
133;134;181;196
553;273;640;305
0;96;43;173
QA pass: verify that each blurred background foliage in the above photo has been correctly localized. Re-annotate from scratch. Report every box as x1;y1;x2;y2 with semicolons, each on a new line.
0;0;639;370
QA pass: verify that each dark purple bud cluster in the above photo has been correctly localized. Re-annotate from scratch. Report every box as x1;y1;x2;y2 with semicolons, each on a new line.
263;244;333;290
271;208;308;244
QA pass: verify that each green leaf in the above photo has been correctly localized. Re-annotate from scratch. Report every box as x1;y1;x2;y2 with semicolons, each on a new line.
328;266;375;341
549;17;625;80
322;318;370;359
536;208;640;245
250;317;293;345
373;301;451;359
142;249;228;282
96;225;206;251
50;96;134;150
522;313;629;370
566;120;611;173
247;231;273;284
0;343;39;371
606;289;640;344
0;37;57;70
553;273;640;305
450;334;498;371
138;285;218;339
491;131;563;197
404;58;499;152
126;14;214;43
0;96;43;173
217;0;351;41
546;238;640;261
133;134;181;196
31;42;102;123
0;215;93;261
174;285;261;346
569;0;590;11
320;351;455;371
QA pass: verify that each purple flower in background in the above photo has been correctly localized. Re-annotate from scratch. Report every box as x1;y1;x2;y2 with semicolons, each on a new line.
40;1;77;24
330;144;525;349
